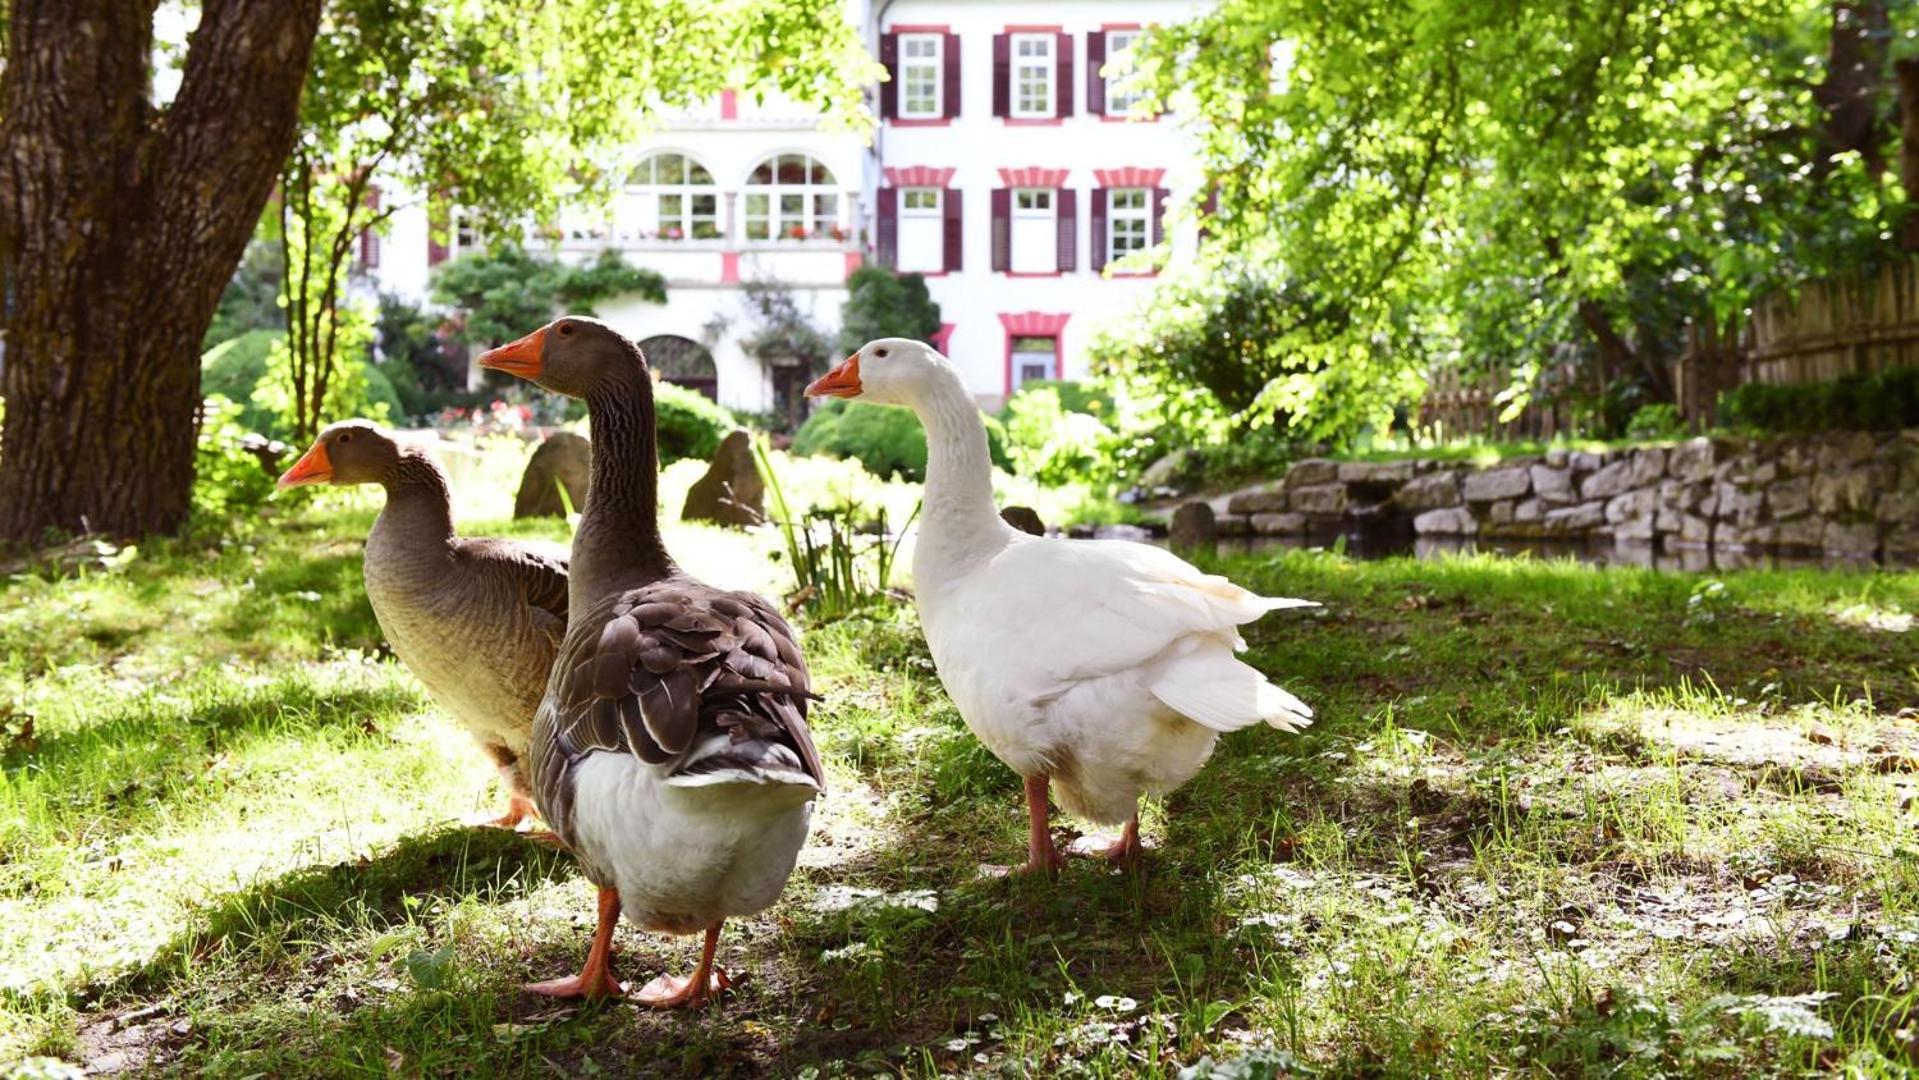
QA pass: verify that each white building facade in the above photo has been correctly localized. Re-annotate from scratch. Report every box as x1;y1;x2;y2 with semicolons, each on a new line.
363;0;1208;414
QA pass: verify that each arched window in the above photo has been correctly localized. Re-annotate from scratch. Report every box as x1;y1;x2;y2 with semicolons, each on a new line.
624;152;719;241
744;153;841;242
640;335;719;401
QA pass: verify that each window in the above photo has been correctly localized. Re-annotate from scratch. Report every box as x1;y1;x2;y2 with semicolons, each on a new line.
898;187;943;272
744;153;842;241
1104;30;1144;115
626;152;719;241
452;210;481;255
1107;188;1150;263
1010;335;1057;388
1011;187;1055;273
1012;34;1054;118
900;34;942;118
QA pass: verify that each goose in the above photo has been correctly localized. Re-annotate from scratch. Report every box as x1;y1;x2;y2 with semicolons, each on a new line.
805;339;1315;874
478;317;823;1008
278;421;566;829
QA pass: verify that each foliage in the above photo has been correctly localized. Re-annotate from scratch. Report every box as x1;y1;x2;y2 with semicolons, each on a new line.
755;440;911;622
431;247;666;350
998;386;1120;486
254;306;391;438
1719;367;1919;432
837;267;942;354
1136;0;1912;438
1624;403;1685;441
793;399;1011;481
190;397;285;529
203;225;285;351
739;278;835;371
1010;379;1112;417
200;330;284;436
652;380;735;464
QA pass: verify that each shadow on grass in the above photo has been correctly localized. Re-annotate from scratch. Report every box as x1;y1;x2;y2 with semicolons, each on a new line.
214;547;386;653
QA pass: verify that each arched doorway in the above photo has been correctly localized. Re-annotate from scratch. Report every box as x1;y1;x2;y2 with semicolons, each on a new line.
639;335;718;401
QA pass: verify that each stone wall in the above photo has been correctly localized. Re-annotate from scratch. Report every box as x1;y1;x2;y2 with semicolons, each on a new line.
1216;431;1919;559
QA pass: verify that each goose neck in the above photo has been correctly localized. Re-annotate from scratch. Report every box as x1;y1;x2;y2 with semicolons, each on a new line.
912;374;1010;572
572;377;673;616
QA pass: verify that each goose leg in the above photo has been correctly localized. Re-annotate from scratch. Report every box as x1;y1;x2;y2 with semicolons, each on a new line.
469;745;546;830
1070;812;1143;866
635;922;733;1009
525;887;625;999
1012;774;1065;877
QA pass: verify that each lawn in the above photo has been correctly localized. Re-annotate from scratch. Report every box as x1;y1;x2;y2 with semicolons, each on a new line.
3;457;1918;1076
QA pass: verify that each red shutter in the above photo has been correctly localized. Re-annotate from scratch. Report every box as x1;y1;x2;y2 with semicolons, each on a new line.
943;188;963;271
1055;33;1073;118
1086;32;1106;117
1089;187;1108;272
1056;187;1077;272
1152;187;1168;247
427;206;449;266
992;34;1010;118
943;33;962;119
990;188;1010;271
879;33;898;120
876;186;898;268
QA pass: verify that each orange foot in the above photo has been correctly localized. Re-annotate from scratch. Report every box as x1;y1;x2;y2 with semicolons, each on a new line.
634;966;732;1009
1068;817;1143;867
467;793;541;830
523;968;624;1000
1010;848;1066;877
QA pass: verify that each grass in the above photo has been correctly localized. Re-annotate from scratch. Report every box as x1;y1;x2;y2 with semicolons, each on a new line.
4;449;1918;1075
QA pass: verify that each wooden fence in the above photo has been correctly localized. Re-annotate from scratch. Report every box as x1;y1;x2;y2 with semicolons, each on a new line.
1414;359;1589;442
1677;259;1919;425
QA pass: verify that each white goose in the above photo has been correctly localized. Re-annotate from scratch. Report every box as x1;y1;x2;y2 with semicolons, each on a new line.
806;339;1316;874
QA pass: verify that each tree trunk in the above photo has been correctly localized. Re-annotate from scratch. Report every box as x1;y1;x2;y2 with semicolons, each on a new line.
0;0;323;542
1814;1;1892;176
1898;57;1919;252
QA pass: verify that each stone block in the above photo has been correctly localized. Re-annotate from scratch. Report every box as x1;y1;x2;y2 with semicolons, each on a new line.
1337;460;1415;484
1530;465;1576;504
1628;448;1668;486
1812;462;1891;518
1285;458;1339;487
1581;459;1637;500
1766;476;1811;520
1678;514;1714;545
1817;431;1878;471
1569;451;1610;472
1226;485;1287;514
1513;498;1545;523
1290;483;1348;516
1169;502;1216;550
1393;470;1461;511
1543;502;1605;534
1250;512;1309;535
1463;465;1532;502
1878;489;1919;526
1486;499;1516;525
1667;437;1728;483
1773;517;1825;549
1823;520;1880;555
1414;507;1478;535
1545;448;1570;468
1215;513;1252;538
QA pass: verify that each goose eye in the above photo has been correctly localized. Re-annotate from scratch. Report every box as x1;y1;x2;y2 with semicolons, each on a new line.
875;347;889;358
558;324;576;337
338;432;353;444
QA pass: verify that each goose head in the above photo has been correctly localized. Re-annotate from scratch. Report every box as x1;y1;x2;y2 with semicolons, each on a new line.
476;315;650;401
278;420;403;488
805;337;953;408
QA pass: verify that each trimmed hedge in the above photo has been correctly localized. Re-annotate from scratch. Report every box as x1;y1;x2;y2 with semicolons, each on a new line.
1718;367;1919;433
793;399;1011;481
654;381;735;464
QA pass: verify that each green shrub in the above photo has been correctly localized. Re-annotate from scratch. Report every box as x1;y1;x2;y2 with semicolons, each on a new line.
793;399;1010;481
999;386;1119;485
1006;379;1112;418
1719;368;1919;433
200;330;283;434
1625;402;1683;440
192;396;283;530
362;364;408;426
653;381;734;463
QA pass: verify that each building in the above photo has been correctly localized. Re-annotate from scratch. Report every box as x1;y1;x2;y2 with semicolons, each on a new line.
365;0;1208;414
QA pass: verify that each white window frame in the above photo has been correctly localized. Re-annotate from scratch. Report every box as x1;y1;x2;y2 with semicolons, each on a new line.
744;154;842;242
1107;187;1150;264
1011;33;1055;119
1010;335;1058;389
626;153;720;242
1104;29;1144;115
902;187;942;215
1014;188;1053;214
899;33;943;119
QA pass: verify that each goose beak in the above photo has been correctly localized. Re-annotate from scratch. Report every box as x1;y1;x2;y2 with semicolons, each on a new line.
805;354;862;399
478;326;547;378
276;441;332;489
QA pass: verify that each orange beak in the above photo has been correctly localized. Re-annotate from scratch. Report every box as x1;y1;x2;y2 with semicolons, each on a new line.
477;326;547;378
276;441;332;489
805;354;862;399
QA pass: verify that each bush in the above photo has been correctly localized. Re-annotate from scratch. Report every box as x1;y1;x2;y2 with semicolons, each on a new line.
999;386;1119;485
837;266;941;354
191;396;283;529
793;399;1010;481
1008;379;1113;418
201;330;283;434
1625;402;1683;440
1719;368;1919;433
653;381;734;463
361;364;408;426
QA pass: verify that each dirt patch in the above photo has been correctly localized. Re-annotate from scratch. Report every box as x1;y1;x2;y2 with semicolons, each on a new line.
75;1003;191;1075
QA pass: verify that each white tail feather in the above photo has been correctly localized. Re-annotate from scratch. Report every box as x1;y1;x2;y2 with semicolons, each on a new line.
1149;648;1315;734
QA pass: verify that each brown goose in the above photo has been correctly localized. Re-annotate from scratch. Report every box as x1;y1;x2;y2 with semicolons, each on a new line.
278;422;568;829
477;317;823;1009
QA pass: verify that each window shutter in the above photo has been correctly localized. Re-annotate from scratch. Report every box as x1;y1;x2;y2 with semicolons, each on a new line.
943;33;962;119
876;186;898;268
1152;187;1168;247
1055;32;1074;118
943;188;963;271
1086;32;1106;117
992;34;1010;118
1056;187;1077;272
1089;187;1108;272
879;33;898;120
990;187;1010;271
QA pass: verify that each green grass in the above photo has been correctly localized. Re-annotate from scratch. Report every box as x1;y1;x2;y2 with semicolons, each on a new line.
4;471;1918;1075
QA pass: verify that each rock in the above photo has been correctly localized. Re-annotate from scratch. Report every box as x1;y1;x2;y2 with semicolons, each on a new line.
1773;516;1824;549
1718;522;1775;549
1884;528;1919;559
1569;450;1610;472
1677;514;1714;545
1513;498;1545;523
1250;512;1309;535
1169;502;1217;550
1337;460;1415;484
1715;481;1764;525
1290;483;1348;516
1285;458;1340;487
1811;462;1890;517
514;431;591;519
1878;489;1919;526
1486;499;1516;525
1530;465;1575;504
1414;507;1478;535
1628;448;1667;487
1000;505;1046;536
1393;470;1461;511
1766;476;1811;520
1545;448;1570;468
1605;488;1658;541
1463;466;1531;502
1667;437;1727;483
1215;513;1252;538
1580;458;1637;501
1226;485;1288;515
1139;448;1203;493
1543;502;1605;534
1817;431;1878;471
680;430;766;528
1822;520;1880;555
